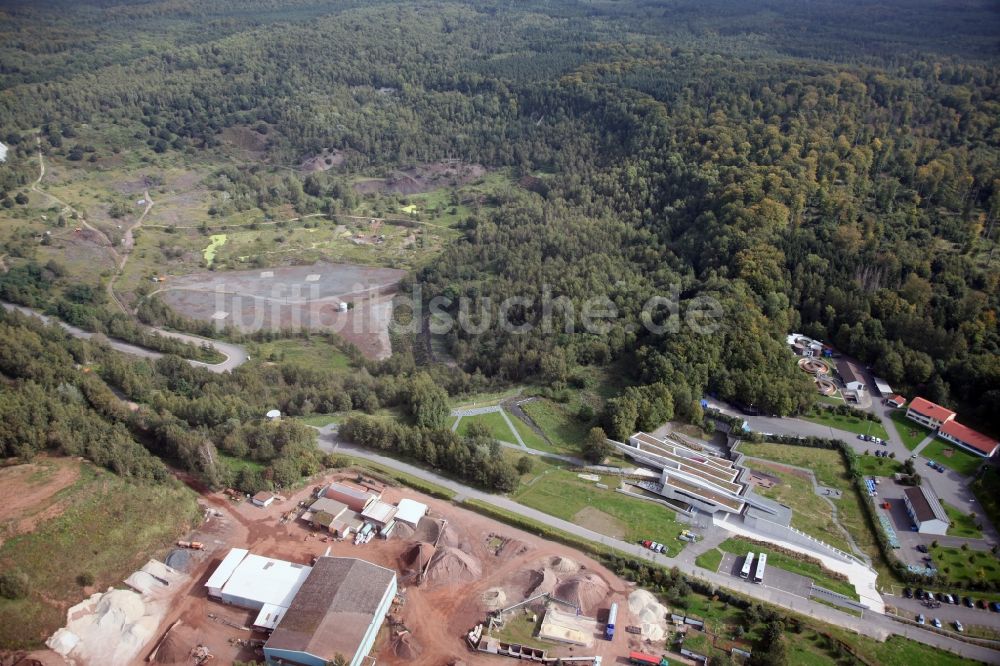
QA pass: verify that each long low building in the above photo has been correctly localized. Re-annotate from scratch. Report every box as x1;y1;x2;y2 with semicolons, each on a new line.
905;396;956;430
264;557;397;666
937;420;999;458
206;551;396;666
903;484;950;535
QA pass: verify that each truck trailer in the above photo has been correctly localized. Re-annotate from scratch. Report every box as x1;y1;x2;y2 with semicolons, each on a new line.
605;602;618;640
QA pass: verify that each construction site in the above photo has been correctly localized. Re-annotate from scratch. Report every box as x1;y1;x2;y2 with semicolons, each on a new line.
36;470;671;666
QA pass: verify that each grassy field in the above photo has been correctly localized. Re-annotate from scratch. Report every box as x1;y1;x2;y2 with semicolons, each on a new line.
511;469;685;551
929;543;1000;586
888;410;932;450
0;461;200;649
802;410;889;440
454;410;517;441
695;548;724;572
744;460;853;554
971;467;1000;536
506;412;550;450
521;398;588;456
919;439;983;477
854;453;903;477
943;502;983;539
717;537;858;599
252;337;353;373
493;612;559;651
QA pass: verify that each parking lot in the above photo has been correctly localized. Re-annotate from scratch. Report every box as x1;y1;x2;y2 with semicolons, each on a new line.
719;552;813;599
889;591;1000;633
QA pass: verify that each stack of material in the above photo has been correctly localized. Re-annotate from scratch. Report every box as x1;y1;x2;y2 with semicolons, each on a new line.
628;589;669;641
553;571;610;614
425;546;483;583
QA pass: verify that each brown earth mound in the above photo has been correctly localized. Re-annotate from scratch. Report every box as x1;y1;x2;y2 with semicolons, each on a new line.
400;542;437;572
550;556;579;574
391;631;422;660
151;623;198;664
425;546;482;584
554;571;610;614
526;567;558;598
498;538;531;559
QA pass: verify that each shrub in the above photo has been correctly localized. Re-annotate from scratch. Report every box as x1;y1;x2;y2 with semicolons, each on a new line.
0;570;31;599
76;572;95;587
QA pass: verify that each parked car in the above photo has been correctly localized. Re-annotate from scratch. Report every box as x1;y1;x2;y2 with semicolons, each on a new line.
955;621;964;632
963;596;973;608
857;434;865;440
917;544;929;553
977;599;988;609
936;465;944;473
916;614;925;625
990;602;1000;612
926;592;935;602
655;543;665;554
903;587;913;599
950;595;961;605
932;617;942;628
916;588;926;600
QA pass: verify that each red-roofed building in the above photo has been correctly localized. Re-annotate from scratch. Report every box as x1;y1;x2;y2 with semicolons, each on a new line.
905;397;956;430
938;421;999;458
886;395;907;409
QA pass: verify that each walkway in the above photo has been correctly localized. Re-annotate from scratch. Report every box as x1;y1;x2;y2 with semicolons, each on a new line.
310;425;999;664
911;434;937;457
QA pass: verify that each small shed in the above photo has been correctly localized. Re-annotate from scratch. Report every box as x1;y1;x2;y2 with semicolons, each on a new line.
252;491;276;508
361;500;398;528
395;499;428;529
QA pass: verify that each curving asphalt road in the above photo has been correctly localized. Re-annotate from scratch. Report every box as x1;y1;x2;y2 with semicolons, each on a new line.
1;301;248;373
312;424;1000;664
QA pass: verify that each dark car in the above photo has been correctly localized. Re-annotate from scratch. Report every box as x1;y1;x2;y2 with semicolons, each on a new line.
951;595;961;605
904;588;913;599
991;602;1000;613
977;599;988;609
917;544;929;553
963;597;974;608
916;589;926;600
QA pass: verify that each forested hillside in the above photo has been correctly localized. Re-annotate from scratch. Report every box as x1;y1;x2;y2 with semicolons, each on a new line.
0;0;998;438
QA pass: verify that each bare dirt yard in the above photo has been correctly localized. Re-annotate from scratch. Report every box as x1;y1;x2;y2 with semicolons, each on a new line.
126;472;652;666
0;458;80;546
156;261;406;359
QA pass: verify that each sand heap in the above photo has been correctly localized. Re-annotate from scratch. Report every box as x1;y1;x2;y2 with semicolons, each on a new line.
391;631;423;660
424;546;483;583
47;588;158;664
553;571;610;615
482;587;507;610
525;567;558;598
550;556;579;574
628;589;669;641
400;542;437;573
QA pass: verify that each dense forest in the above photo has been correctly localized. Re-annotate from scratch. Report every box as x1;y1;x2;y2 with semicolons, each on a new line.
0;0;998;486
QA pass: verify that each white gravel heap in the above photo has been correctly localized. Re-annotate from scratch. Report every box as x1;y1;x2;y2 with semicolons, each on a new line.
628;589;669;641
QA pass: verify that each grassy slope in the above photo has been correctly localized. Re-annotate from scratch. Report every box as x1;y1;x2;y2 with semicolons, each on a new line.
971;467;1000;537
521;398;588;456
0;462;200;649
943;502;983;539
252;338;353;373
455;410;516;441
802;410;889;440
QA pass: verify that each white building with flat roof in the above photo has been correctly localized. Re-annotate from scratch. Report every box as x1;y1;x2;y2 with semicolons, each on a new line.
205;548;248;598
395;499;428;528
219;552;312;610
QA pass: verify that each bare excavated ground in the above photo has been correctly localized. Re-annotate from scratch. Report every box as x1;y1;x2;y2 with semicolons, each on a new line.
128;472;642;666
354;161;488;195
156;261;406;359
0;458;80;546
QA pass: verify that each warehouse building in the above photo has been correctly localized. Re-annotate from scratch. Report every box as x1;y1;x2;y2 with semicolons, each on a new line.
905;397;956;430
395;498;428;529
302;497;350;532
903;484;950;535
322;482;380;513
205;548;249;599
836;360;866;392
264;557;397;666
219;553;312;611
937;420;999;458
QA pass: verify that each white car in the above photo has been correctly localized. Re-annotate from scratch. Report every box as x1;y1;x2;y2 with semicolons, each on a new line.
932;617;942;628
955;621;964;632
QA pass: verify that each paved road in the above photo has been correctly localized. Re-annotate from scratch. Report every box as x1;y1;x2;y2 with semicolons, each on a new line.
313;425;1000;663
1;302;248;373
